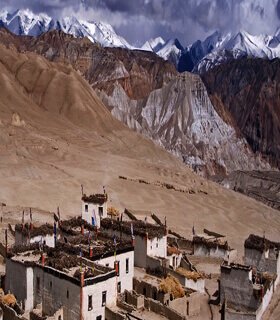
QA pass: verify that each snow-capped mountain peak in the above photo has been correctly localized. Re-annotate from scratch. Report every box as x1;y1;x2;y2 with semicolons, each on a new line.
0;8;133;48
141;36;165;52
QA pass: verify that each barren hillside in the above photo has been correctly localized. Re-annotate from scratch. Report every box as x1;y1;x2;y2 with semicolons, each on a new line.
0;44;279;256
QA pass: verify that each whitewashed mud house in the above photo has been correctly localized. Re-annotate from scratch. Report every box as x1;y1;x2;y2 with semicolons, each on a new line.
82;192;108;228
244;234;280;284
101;218;167;269
6;215;135;320
193;234;237;262
219;234;280;320
5;245;117;320
220;261;277;320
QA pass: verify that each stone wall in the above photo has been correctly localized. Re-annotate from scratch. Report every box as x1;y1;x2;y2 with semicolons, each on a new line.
169;293;201;317
124;290;144;309
144;298;185;320
133;278;169;304
146;255;168;272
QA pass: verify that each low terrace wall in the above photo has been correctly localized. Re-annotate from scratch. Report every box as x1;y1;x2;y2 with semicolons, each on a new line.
124;290;144;310
144;298;185;320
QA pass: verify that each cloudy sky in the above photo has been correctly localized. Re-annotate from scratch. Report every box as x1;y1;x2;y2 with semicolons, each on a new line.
1;0;280;46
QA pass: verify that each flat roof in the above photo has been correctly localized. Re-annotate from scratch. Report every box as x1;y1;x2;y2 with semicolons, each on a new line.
8;244;116;287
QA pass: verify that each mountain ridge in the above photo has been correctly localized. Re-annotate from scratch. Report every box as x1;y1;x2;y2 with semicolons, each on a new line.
0;8;133;48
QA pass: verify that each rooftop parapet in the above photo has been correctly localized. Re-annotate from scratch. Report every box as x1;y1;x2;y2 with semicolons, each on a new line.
221;262;252;272
101;218;166;239
82;193;108;205
244;234;280;253
15;223;54;237
193;235;231;250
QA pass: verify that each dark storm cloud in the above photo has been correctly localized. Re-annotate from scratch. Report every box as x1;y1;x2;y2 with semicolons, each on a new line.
1;0;280;46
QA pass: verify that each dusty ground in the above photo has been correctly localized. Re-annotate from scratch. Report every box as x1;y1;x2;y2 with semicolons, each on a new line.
0;44;280;318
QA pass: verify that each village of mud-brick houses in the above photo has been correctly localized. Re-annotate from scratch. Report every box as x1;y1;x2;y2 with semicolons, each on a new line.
0;188;279;320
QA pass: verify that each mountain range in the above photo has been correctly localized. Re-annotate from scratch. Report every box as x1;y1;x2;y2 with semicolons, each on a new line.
0;8;279;209
1;9;280;73
0;27;273;177
0;9;133;48
144;30;280;73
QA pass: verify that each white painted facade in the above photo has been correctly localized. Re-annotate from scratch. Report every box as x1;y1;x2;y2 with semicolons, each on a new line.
82;276;117;320
98;250;134;293
82;200;107;228
15;230;56;248
194;243;237;262
184;278;205;293
168;253;182;269
103;228;167;268
147;236;167;259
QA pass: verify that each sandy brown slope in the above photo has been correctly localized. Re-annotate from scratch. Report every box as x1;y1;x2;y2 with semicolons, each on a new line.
0;44;279;259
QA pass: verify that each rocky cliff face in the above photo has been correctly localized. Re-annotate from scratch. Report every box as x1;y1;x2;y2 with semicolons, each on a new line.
216;171;280;211
100;72;270;176
0;28;176;100
202;58;280;169
0;28;271;176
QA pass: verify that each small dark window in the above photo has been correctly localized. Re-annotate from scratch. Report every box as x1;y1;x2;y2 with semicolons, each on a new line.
88;295;93;311
114;261;120;276
50;281;52;289
58;316;62;320
153;290;157;300
106;263;109;267
96;316;102;320
85;204;88;212
36;277;40;291
99;207;103;216
102;291;106;306
126;258;129;274
67;290;69;299
156;243;158;248
143;287;147;296
117;281;121;293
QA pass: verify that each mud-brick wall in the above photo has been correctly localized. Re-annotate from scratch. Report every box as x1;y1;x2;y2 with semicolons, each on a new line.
244;248;279;274
220;267;259;311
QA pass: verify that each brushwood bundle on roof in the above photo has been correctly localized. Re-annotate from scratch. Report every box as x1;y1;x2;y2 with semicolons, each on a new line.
244;234;280;253
60;216;96;234
101;218;166;239
82;193;107;205
15;223;54;237
193;236;230;250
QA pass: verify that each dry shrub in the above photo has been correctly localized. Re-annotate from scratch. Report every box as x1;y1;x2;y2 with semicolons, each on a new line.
1;293;17;306
159;275;184;298
107;207;120;217
176;268;204;281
